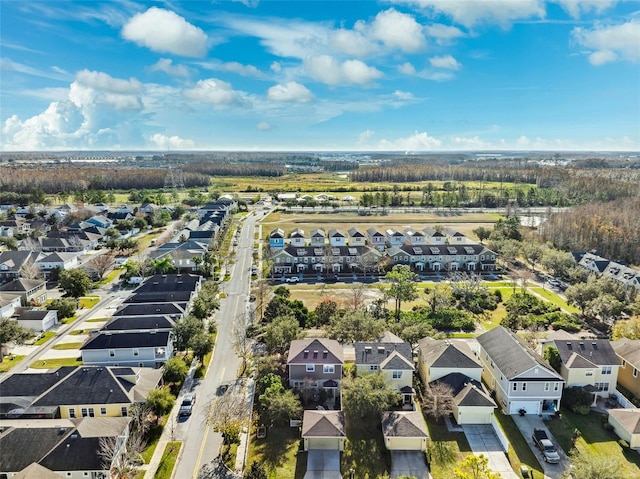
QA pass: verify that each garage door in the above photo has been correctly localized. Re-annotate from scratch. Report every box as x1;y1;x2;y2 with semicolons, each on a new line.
458;408;492;425
309;438;339;450
386;437;425;451
509;400;540;415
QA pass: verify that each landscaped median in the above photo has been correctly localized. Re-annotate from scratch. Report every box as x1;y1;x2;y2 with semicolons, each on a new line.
154;441;182;479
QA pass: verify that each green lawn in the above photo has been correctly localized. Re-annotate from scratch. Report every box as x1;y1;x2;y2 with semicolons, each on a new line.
79;296;100;309
246;425;306;479
530;287;580;314
29;357;82;369
494;413;544;478
52;342;84;350
70;328;96;335
426;420;472;479
547;410;640;478
154;442;182;479
141;421;166;464
87;317;109;322
59;315;78;324
33;331;56;345
0;355;26;372
342;416;390;477
100;269;121;285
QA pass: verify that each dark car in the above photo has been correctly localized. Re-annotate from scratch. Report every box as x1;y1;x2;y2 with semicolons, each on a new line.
179;394;196;417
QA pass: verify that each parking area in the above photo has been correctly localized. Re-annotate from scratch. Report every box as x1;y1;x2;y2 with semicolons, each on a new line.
511;415;571;479
390;451;431;479
304;450;341;479
462;425;519;479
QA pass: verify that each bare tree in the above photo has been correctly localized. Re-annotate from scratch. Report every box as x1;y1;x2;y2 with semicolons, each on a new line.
253;278;271;321
86;252;116;280
423;381;454;422
232;311;251;375
19;260;42;280
207;381;249;445
349;283;368;311
98;427;146;479
20;236;41;251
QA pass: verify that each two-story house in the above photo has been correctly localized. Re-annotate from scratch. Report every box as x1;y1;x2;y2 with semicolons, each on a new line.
553;339;620;399
80;331;174;368
612;339;640;400
347;227;366;246
269;228;285;249
328;229;346;247
35;252;80;277
290;229;306;247
310;229;326;247
354;341;415;408
423;227;446;245
404;229;426;246
0;294;22;320
385;229;405;247
0;251;42;284
477;326;564;415
287;338;343;403
0;279;47;306
366;227;386;251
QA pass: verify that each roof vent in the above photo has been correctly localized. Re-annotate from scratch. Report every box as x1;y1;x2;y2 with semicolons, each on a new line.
71;434;78;439
59;427;66;433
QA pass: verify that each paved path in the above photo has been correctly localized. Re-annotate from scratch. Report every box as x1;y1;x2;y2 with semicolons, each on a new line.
390;451;432;479
462;425;519;479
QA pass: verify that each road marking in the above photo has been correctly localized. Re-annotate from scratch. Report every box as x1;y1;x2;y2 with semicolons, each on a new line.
193;422;211;479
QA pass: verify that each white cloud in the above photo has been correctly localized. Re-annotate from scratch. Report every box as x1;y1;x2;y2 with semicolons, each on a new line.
198;60;264;78
150;133;195;149
331;26;379;57
392;90;414;100
398;62;417;75
554;1;617;18
304;55;382;85
150;59;191;77
183;78;246;107
357;129;374;146
404;0;546;28
1;58;71;81
267;81;314;102
270;61;282;73
121;7;207;57
70;69;143;110
378;131;442;150
256;121;273;131
450;135;491;148
370;9;427;53
429;55;461;70
572;21;640;65
425;23;466;43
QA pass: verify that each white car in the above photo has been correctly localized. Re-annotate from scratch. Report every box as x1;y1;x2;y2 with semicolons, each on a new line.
286;276;300;283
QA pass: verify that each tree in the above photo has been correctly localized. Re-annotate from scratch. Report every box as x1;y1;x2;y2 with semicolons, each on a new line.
561;452;622;479
314;299;338;327
146;387;175;416
385;265;419;320
522;242;543;271
260;388;303;426
263;314;303;354
425;283;453;315
0;319;33;361
47;298;77;319
423;381;454;422
163;357;188;384
543;345;562;373
341;373;401;418
232;312;251;374
86;252;115;280
541;249;575;279
173;315;204;352
473;226;491;243
99;428;146;479
59;268;93;297
327;309;386;343
190;332;214;362
244;462;268;479
612;316;640;340
454;454;501;479
208;383;249;445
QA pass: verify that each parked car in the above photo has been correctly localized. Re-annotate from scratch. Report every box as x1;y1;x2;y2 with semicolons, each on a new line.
532;429;560;463
179;394;196;417
548;279;561;287
286;276;299;283
249;294;256;302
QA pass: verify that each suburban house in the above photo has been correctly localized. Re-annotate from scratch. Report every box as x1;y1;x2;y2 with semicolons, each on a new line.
35;252;80;276
386;229;406;247
269;228;285;249
301;410;346;451
271;245;383;275
354;341;415;408
101;315;176;332
0;279;47;306
553;339;620;398
366;227;386;251
417;338;483;384
477;326;564;415
381;410;429;451
611;339;640;399
347;227;366;246
576;252;640;292
430;372;497;425
608;409;640;448
13;307;58;332
0;417;131;479
80;331;174;368
0;294;22;319
387;243;496;272
112;302;187;320
0;365;162;419
310;229;326;247
287;338;343;403
404;228;426;246
423;227;446;245
328;229;346;247
290;229;306;247
0;251;41;284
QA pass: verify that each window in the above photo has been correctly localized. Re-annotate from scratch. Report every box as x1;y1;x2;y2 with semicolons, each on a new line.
634;368;638;378
585;370;593;376
602;366;612;375
554;383;560;391
81;408;88;417
109;349;115;357
69;408;76;418
306;364;315;372
369;365;378;371
121;407;128;417
512;382;518;391
544;382;550;391
88;408;95;417
622;360;626;368
323;365;335;374
133;349;139;357
522;383;527;391
100;407;107;416
595;382;610;392
392;371;403;379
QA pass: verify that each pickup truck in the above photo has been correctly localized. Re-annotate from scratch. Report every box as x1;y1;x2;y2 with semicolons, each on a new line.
532;429;560;464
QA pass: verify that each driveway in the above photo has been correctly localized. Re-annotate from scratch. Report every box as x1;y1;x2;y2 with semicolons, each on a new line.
390;451;431;479
462;425;519;479
304;450;341;479
511;415;571;479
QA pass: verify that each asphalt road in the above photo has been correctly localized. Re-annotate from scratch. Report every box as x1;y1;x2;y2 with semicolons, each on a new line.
173;211;257;479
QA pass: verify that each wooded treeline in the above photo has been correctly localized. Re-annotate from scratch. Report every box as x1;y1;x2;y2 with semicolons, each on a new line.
541;197;640;264
0;165;209;194
186;162;285;177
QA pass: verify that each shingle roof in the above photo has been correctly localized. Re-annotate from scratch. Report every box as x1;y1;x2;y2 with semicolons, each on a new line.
12;462;61;479
354;342;413;369
380;350;414;371
0;367;76;397
288;338;343;364
554;340;619;367
102;315;175;331
477;326;562;381
0;279;45;293
0;251;39;271
418;338;481;369
0;427;69;472
431;372;496;408
124;290;193;303
609;409;640;435
133;274;201;293
611;339;640;369
113;302;186;317
80;331;171;350
381;411;428;438
301;410;346;437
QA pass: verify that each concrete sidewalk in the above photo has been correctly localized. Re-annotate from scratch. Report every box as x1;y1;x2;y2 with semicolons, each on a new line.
463;425;519;479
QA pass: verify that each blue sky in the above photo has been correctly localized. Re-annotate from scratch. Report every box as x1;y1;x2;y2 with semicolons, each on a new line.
1;0;639;151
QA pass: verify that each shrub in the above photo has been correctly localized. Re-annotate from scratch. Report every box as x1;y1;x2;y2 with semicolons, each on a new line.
563;386;593;415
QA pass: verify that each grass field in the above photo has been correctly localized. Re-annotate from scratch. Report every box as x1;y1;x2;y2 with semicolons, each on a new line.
154;442;182;479
547;410;640;479
33;331;56;345
30;357;82;369
79;296;100;309
0;355;26;373
426;420;472;479
246;425;306;479
51;342;84;350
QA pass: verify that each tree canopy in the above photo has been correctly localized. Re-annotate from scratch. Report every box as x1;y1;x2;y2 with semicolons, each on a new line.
341;373;400;418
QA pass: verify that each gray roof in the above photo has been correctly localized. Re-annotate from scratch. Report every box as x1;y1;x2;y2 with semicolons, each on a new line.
554;340;619;368
12;462;62;479
0;251;39;270
418;338;481;369
381;411;428;438
0;367;76;397
611;339;640;369
133;274;201;293
124;290;193;304
302;410;345;438
0;427;69;472
288;338;343;364
102;315;176;331
477;326;562;381
113;302;186;317
80;331;171;350
0;278;46;293
354;342;413;369
431;372;496;408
